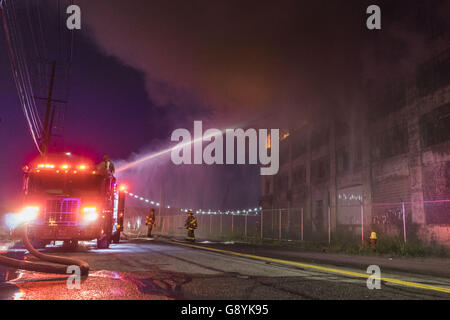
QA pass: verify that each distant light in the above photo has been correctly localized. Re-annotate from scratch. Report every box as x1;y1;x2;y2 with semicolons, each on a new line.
65;152;71;156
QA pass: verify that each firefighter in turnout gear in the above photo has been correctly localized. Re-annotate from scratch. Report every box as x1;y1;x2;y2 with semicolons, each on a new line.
185;211;197;242
96;155;115;174
145;208;156;238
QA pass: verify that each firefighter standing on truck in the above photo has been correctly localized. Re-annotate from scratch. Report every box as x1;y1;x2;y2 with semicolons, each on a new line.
146;208;156;238
185;211;197;242
96;155;115;174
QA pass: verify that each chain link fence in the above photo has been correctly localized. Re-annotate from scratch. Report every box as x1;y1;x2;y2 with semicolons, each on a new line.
123;201;450;246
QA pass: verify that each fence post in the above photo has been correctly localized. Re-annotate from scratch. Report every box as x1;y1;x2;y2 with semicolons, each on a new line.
232;214;234;234
301;208;304;241
287;207;290;238
272;210;274;237
361;204;364;246
402;202;406;243
260;210;263;240
209;214;212;234
328;206;331;245
279;209;282;241
245;214;248;237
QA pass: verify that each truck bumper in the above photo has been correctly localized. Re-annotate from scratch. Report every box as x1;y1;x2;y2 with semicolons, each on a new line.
26;225;102;241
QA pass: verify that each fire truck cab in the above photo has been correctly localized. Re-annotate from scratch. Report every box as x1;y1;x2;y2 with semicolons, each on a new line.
19;153;124;249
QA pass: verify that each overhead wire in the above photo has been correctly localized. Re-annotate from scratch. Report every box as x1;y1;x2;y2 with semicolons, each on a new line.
1;0;75;153
1;0;42;153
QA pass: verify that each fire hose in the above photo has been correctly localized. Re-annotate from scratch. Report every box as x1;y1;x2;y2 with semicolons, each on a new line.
0;224;89;277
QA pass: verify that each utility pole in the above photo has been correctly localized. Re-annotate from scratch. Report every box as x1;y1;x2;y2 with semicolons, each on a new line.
36;61;68;155
40;61;56;156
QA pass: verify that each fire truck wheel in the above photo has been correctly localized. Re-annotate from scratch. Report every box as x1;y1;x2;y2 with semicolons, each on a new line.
112;232;120;244
31;239;47;249
63;240;79;250
97;236;110;249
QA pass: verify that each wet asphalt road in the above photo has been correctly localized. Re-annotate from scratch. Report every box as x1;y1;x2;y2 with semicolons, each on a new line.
1;238;450;300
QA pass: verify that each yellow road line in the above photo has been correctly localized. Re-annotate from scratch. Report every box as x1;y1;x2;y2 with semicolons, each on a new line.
168;241;450;295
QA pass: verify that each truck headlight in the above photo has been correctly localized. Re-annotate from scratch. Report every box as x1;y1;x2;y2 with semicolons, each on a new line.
82;207;98;222
20;206;40;222
4;206;39;229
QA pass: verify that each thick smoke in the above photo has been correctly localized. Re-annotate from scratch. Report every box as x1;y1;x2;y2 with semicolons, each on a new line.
77;0;449;209
78;0;449;125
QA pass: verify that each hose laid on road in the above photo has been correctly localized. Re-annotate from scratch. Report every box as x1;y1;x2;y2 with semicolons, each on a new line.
0;225;89;276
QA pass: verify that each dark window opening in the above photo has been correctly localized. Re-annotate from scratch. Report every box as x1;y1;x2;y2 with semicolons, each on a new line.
371;123;409;160
336;147;350;174
265;180;271;195
311;128;329;151
420;103;450;148
312;157;329;182
276;173;288;191
292;165;306;186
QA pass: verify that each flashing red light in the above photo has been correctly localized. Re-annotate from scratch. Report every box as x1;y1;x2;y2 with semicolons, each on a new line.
36;163;55;169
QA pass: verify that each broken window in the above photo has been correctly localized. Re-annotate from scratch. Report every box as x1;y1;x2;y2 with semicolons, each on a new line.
336;147;350;174
275;172;288;191
265;180;271;195
371;123;409;160
292;165;306;186
312;156;329;182
311;128;329;151
420;103;450;148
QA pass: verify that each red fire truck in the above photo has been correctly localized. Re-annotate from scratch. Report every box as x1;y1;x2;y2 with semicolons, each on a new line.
18;153;125;249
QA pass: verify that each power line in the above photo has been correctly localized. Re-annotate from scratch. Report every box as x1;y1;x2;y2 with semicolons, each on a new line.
1;0;42;153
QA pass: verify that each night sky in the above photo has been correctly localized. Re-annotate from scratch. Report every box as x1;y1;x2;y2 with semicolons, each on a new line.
0;0;449;211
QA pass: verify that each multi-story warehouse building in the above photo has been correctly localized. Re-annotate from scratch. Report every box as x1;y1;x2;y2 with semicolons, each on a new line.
260;32;450;245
